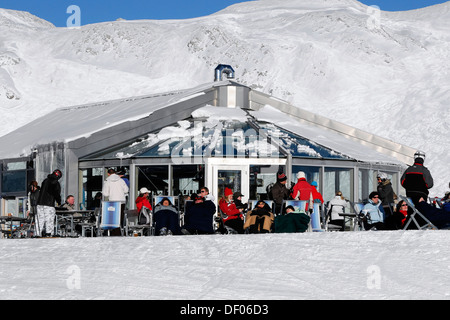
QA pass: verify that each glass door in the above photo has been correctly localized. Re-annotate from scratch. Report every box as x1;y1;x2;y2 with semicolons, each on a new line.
212;165;249;203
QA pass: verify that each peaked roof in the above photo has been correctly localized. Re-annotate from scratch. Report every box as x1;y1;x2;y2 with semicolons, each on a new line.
0;80;414;165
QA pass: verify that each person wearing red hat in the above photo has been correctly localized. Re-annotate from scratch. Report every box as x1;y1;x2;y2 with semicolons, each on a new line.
218;187;244;233
271;172;290;214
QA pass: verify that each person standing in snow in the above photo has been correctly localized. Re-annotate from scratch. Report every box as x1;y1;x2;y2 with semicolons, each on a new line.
376;172;396;215
27;180;40;218
291;172;322;211
271;172;290;214
36;169;62;237
102;168;129;235
400;151;433;205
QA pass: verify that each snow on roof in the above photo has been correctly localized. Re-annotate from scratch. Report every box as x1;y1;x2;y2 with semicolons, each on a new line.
250;105;404;165
0;81;226;159
0;81;405;165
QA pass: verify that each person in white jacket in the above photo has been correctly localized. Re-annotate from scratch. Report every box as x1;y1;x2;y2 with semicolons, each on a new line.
102;168;129;235
102;168;129;202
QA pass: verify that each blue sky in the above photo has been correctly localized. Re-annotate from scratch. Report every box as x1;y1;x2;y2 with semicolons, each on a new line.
1;0;448;27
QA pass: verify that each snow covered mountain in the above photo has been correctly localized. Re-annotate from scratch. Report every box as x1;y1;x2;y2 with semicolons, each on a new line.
0;0;448;195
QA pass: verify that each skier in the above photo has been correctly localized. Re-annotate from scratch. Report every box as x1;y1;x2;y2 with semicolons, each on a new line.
36;169;62;237
376;172;396;215
400;151;433;205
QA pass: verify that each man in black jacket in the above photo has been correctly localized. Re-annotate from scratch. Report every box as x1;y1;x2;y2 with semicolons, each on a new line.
401;151;434;205
36;169;62;237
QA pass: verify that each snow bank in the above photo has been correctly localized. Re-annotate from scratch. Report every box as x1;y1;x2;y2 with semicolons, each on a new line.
1;231;449;300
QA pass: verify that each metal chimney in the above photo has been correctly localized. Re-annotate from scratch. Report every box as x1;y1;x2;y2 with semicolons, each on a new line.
214;64;235;81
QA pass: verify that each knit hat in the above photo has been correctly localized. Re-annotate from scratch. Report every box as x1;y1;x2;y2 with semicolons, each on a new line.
224;187;233;197
311;181;318;187
277;172;287;182
297;171;306;179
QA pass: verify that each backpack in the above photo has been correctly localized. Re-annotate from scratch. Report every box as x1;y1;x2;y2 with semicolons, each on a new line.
138;207;152;225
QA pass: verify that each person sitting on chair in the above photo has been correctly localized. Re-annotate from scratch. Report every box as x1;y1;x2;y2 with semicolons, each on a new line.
244;200;274;233
182;195;216;235
153;197;180;235
218;187;244;234
362;191;386;230
415;197;450;229
135;187;152;212
274;205;310;233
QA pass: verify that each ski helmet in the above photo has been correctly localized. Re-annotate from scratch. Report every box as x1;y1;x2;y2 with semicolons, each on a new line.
414;150;426;161
377;172;387;180
52;169;62;179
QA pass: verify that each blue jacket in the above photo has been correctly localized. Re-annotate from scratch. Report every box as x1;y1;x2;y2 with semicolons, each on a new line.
363;200;385;224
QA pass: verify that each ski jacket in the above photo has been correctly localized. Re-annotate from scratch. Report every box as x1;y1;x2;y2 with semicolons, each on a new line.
271;182;290;205
363;200;385;224
377;179;395;206
327;195;350;221
219;198;242;222
401;162;433;196
135;196;152;212
102;173;129;202
37;174;61;207
291;178;323;210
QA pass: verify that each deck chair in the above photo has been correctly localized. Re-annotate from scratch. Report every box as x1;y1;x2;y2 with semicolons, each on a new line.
216;206;239;234
99;201;124;236
350;201;365;231
79;207;100;237
324;203;345;231
282;200;308;214
399;195;438;230
125;207;153;236
248;200;275;212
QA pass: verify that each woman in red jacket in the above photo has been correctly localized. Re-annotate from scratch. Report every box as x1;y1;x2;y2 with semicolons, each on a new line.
291;172;323;211
219;187;244;233
135;187;152;212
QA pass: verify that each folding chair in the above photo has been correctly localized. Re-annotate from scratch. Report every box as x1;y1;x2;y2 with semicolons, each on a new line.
324;203;345;232
248;200;275;212
126;207;154;236
349;201;365;231
282;200;308;214
399;195;438;230
99;201;124;236
79;207;100;237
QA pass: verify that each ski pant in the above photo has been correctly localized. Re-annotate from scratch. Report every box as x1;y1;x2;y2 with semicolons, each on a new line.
36;205;56;236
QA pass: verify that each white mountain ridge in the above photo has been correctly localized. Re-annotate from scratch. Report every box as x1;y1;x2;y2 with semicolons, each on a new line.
0;0;448;196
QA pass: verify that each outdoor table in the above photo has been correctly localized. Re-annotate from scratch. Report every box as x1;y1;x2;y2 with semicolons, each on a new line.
0;216;29;238
55;210;95;237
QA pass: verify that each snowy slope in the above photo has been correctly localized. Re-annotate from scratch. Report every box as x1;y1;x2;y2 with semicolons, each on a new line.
0;0;448;195
1;231;450;300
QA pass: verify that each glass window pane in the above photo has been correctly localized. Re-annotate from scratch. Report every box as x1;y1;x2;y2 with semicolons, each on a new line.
324;168;353;203
218;170;241;200
137;165;169;196
172;165;204;197
250;165;285;200
81;168;104;210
